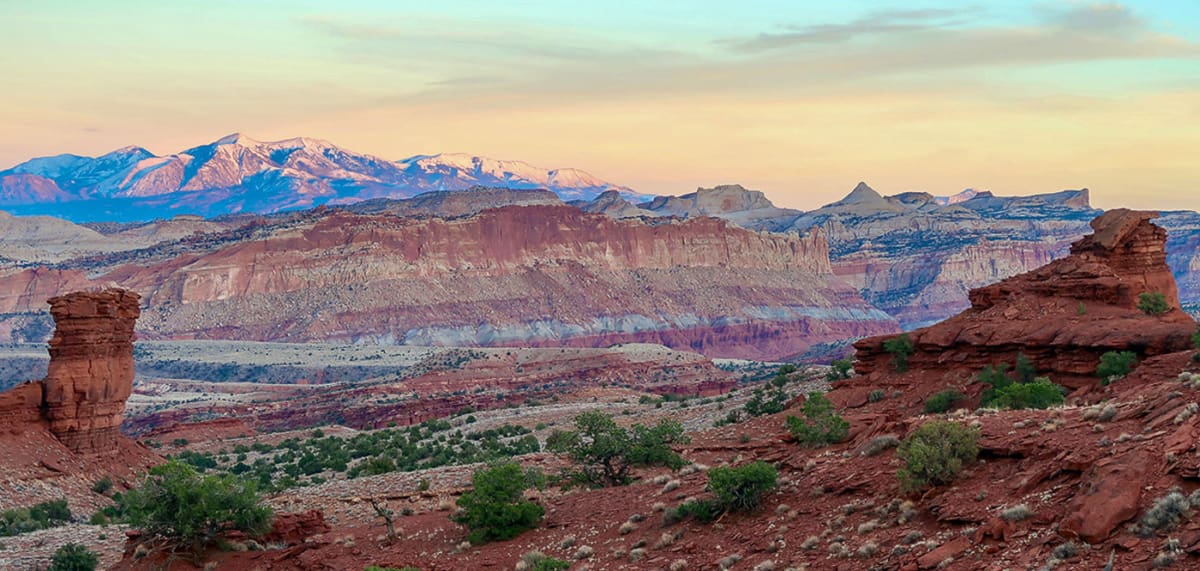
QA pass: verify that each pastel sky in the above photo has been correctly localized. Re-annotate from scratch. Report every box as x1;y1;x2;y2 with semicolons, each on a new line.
1;0;1198;210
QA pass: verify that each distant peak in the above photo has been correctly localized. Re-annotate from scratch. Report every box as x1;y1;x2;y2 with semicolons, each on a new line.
214;133;260;146
839;182;883;204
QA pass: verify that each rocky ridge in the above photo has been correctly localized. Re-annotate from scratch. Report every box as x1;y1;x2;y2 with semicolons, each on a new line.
853;209;1196;389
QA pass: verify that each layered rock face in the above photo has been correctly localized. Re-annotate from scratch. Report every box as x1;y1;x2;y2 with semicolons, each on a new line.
95;205;894;360
42;289;141;454
854;210;1197;386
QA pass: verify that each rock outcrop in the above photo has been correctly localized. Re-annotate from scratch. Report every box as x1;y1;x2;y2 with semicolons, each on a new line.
42;289;141;454
0;288;156;515
854;209;1197;386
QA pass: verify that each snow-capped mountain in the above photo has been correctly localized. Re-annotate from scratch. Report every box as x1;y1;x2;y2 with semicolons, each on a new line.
396;153;638;201
0;134;644;222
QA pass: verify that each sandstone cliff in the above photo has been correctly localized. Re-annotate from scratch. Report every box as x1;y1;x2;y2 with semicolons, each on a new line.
853;209;1197;387
16;205;896;361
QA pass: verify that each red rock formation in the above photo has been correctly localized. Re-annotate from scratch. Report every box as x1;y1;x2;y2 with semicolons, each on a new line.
73;205;899;360
854;210;1197;386
41;289;141;454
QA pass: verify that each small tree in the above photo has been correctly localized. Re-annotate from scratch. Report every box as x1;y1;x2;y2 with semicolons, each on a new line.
1192;325;1200;350
826;359;853;381
1013;353;1037;384
49;543;98;571
1097;351;1137;384
882;334;914;372
547;412;688;487
1138;292;1170;316
119;460;272;554
897;421;979;493
452;462;544;544
707;461;778;512
369;498;397;542
786;392;848;447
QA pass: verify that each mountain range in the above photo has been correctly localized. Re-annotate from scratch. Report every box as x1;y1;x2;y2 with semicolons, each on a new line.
0;134;643;222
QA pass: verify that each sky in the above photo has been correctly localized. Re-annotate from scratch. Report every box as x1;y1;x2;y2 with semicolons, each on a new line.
1;0;1198;211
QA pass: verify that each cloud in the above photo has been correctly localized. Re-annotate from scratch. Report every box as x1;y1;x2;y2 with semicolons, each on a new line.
722;7;981;51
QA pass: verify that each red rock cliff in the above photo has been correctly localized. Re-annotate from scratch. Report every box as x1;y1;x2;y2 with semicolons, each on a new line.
42;289;141;454
854;209;1197;386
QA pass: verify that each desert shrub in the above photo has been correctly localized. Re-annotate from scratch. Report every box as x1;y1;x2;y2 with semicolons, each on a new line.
1138;489;1195;536
547;412;688;487
827;359;853;381
1098;351;1138;384
0;498;71;536
861;435;900;456
868;389;886;403
987;377;1064;410
452;462;544;544
520;551;571;571
670;499;723;523
708;461;778;512
978;358;1065;410
1192;325;1200;351
119;460;272;553
745;366;794;416
786;392;848;447
1000;504;1032;522
924;389;964;414
897;421;979;493
744;385;788;416
1139;292;1170;316
49;543;98;571
91;476;113;495
882;334;914;372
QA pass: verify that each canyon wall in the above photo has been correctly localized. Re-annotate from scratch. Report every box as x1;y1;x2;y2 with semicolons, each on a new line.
3;205;896;361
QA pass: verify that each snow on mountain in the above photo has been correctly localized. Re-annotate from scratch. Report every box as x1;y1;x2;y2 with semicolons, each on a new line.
0;135;644;222
394;153;643;201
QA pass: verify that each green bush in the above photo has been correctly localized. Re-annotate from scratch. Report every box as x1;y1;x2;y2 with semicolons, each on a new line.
987;377;1064;410
882;334;914;372
745;365;794;416
924;389;964;414
91;476;113;495
897;421;979;493
1192;325;1200;350
707;461;778;512
827;359;853;381
0;499;71;536
786;392;849;447
1097;351;1137;384
977;357;1065;409
119;460;272;553
452;462;544;544
517;552;571;571
547;412;688;487
1138;292;1170;316
670;499;723;523
49;543;98;571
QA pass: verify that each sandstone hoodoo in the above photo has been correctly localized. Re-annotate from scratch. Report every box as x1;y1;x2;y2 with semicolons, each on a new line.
0;287;156;533
43;289;141;454
853;209;1197;388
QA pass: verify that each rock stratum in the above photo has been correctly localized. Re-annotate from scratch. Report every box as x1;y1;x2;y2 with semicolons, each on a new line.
0;205;898;361
853;209;1197;388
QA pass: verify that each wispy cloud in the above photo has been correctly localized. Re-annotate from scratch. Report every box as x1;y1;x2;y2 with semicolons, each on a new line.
722;7;982;51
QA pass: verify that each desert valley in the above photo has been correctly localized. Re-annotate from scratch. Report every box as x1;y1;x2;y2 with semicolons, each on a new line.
0;133;1196;570
4;2;1200;570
